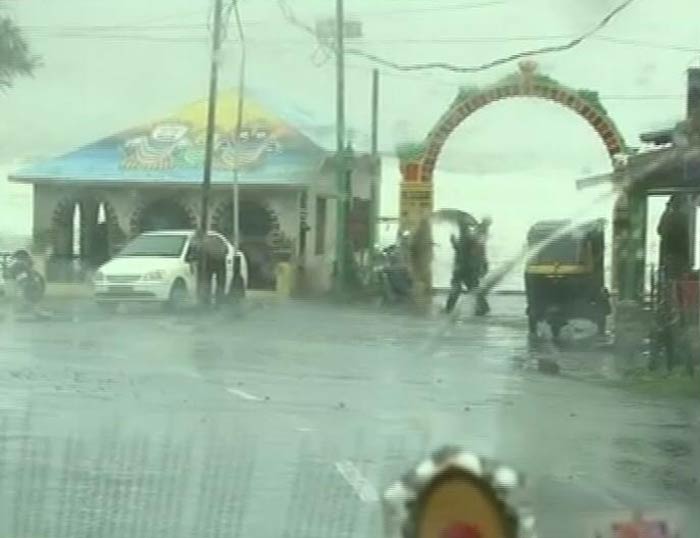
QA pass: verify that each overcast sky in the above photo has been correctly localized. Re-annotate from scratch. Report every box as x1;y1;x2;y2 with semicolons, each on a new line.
1;0;698;166
1;0;698;263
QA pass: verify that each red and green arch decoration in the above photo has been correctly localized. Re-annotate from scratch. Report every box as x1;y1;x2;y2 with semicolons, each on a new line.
397;61;645;301
397;61;627;183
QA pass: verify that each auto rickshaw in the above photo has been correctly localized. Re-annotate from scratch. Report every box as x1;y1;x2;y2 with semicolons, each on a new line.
524;219;610;338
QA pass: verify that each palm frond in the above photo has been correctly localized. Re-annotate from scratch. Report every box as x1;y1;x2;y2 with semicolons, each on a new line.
0;16;40;89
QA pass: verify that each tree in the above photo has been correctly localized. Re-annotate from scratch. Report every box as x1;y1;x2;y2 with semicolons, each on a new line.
0;15;39;89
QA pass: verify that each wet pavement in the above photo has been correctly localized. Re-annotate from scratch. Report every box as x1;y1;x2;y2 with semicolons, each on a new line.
0;294;698;538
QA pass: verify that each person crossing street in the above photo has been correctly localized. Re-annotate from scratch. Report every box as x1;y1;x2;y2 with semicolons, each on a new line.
445;217;491;316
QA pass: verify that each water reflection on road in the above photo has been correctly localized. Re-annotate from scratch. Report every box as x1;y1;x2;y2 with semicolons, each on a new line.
0;295;697;537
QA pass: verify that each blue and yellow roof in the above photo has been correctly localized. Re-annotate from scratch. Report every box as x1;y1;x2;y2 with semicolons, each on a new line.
11;89;333;186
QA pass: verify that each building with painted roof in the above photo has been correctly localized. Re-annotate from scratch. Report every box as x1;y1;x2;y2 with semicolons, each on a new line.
10;89;378;292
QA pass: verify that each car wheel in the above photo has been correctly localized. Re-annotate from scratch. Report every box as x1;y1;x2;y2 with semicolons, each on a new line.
166;279;188;312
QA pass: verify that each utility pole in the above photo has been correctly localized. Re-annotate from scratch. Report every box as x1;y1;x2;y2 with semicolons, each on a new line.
315;6;361;294
232;27;246;252
333;0;347;293
368;68;380;251
198;0;224;304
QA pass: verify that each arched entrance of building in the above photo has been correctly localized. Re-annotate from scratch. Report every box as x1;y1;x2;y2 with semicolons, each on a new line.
131;198;196;235
397;61;637;300
211;199;281;289
49;195;122;282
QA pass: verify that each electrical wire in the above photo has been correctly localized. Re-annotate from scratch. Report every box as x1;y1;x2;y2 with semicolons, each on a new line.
19;29;700;56
280;0;637;73
352;1;507;17
339;60;684;104
346;0;637;72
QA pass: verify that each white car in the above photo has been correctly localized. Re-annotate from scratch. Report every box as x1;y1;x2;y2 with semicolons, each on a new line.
93;230;247;309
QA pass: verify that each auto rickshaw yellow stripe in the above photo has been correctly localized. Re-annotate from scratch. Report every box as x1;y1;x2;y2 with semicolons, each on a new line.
525;264;590;275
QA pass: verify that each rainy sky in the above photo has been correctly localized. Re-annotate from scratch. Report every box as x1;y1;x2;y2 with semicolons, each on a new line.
0;0;699;257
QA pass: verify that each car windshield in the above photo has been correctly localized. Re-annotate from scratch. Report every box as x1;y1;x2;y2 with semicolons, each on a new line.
118;234;187;257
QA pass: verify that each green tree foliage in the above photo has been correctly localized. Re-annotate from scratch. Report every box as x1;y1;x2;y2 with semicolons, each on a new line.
0;15;39;89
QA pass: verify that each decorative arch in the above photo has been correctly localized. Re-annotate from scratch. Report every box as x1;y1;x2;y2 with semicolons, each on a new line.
397;61;633;303
129;196;197;236
399;61;626;183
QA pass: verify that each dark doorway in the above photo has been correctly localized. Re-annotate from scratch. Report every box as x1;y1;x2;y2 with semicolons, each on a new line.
136;199;194;233
213;199;277;289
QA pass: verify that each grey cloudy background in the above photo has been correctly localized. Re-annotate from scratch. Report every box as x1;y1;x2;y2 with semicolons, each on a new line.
2;0;698;161
0;0;698;281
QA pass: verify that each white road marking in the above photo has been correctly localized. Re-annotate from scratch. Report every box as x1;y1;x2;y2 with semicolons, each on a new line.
225;387;263;402
335;460;379;503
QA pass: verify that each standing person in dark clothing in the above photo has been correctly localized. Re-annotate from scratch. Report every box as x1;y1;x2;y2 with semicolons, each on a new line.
445;219;490;315
473;217;492;315
202;234;228;306
657;195;691;280
654;195;691;371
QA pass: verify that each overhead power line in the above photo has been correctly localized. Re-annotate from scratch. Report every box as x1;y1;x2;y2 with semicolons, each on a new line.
280;0;637;73
345;61;685;102
345;0;637;72
354;1;507;17
18;27;700;56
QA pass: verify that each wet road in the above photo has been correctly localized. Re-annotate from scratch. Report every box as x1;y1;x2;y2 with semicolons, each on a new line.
0;295;698;538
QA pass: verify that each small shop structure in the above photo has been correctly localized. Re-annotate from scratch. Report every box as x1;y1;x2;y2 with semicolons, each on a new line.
9;89;379;293
580;67;700;367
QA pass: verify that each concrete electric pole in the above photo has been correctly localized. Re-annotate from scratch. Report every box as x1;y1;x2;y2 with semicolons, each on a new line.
197;0;224;304
317;5;362;294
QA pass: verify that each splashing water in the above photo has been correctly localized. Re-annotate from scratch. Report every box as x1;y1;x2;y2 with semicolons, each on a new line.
415;146;689;357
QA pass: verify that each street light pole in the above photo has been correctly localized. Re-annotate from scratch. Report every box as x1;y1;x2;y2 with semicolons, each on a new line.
198;0;224;304
369;68;380;252
231;2;247;252
333;0;347;293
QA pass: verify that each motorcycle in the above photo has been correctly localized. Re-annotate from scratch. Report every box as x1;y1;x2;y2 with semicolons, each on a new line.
382;445;678;538
374;245;413;306
3;250;46;307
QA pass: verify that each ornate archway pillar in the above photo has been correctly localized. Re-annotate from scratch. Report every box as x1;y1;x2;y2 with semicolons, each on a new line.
612;158;647;303
398;159;434;310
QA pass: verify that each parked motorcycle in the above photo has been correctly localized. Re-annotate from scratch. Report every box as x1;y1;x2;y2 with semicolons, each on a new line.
375;244;413;306
3;250;46;307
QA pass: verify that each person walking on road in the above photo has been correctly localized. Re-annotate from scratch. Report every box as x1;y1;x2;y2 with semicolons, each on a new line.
197;234;228;306
445;218;491;316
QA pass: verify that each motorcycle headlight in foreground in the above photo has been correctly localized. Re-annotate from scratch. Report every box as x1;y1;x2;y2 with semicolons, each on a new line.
382;446;533;538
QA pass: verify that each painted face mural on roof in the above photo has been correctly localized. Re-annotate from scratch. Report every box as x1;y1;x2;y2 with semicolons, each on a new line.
12;89;326;186
121;93;287;171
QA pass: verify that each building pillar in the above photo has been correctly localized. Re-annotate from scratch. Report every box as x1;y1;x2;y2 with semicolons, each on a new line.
628;190;647;301
612;192;629;299
80;198;99;269
688;195;697;268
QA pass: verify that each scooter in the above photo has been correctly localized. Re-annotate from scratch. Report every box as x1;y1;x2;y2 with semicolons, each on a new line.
375;245;413;306
4;250;46;307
